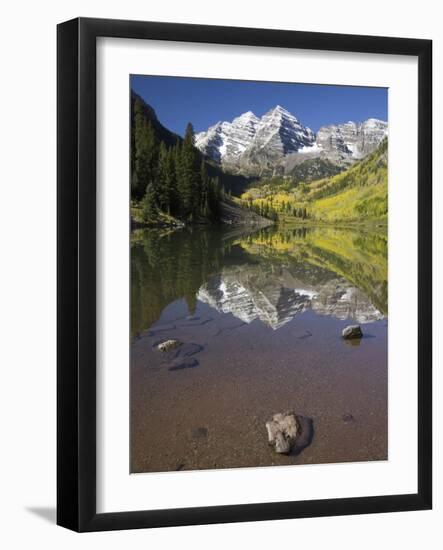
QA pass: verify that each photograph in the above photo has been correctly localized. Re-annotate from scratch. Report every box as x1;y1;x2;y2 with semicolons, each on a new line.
130;76;388;474
0;0;436;543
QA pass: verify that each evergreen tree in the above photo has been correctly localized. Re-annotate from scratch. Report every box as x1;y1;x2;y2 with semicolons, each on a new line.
140;183;158;224
179;123;201;220
165;149;177;214
200;160;211;218
157;142;176;214
156;142;168;210
132;99;149;200
131;104;226;225
208;176;221;218
132;99;159;201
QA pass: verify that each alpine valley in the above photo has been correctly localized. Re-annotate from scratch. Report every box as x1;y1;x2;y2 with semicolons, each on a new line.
131;91;388;227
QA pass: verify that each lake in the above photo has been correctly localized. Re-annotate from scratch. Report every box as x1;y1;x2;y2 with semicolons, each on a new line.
130;224;388;473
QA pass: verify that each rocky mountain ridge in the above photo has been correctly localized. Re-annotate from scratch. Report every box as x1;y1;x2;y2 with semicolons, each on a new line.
195;106;387;177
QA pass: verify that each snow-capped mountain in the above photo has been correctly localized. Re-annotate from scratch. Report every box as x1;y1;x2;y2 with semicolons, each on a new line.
195;105;315;174
195;105;387;176
195;111;259;163
247;105;315;157
316;118;388;160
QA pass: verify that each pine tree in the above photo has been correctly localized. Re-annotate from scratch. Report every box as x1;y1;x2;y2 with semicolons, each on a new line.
207;176;220;219
140;183;158;224
157;142;176;214
200;160;211;218
132;99;159;201
132;99;149;200
172;143;182;213
179;123;201;220
165;149;177;214
131;100;224;225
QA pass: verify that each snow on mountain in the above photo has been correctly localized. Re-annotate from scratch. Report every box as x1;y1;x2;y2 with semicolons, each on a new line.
249;105;315;157
194;121;231;163
195;111;259;163
195;106;387;175
195;105;315;171
316;118;388;160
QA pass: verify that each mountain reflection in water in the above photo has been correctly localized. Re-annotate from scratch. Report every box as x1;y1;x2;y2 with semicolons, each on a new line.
131;225;387;336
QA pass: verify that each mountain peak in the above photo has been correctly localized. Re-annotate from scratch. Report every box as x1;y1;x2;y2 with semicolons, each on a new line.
195;105;387;175
233;111;260;124
239;110;257;118
363;118;387;127
263;105;300;125
196;104;313;168
269;104;293;116
316;118;388;159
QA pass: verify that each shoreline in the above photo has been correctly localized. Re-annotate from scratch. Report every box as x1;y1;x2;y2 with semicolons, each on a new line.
130;218;388;236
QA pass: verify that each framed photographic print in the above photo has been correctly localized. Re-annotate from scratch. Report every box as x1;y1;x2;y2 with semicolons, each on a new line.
57;17;432;531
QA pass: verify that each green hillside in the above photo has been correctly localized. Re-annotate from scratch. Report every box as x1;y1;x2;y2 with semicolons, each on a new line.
302;138;387;222
240;138;388;224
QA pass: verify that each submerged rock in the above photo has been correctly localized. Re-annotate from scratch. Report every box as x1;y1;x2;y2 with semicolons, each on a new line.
342;325;363;340
157;339;182;352
266;411;299;454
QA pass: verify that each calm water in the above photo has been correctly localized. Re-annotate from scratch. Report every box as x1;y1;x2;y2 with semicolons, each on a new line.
130;225;388;473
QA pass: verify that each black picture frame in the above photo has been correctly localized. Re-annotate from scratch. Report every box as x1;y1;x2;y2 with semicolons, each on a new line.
57;17;432;532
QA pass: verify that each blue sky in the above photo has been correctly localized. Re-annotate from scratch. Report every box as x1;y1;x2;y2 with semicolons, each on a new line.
131;75;387;136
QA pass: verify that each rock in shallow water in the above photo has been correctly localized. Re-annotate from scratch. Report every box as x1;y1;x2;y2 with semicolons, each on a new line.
157;339;182;352
274;432;291;454
342;325;363;340
266;412;299;454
